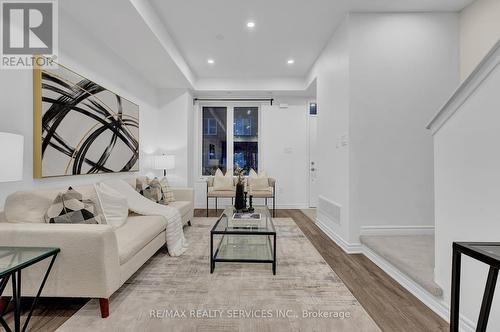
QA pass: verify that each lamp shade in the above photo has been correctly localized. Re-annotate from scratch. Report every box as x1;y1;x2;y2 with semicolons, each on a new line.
153;154;175;170
0;132;24;182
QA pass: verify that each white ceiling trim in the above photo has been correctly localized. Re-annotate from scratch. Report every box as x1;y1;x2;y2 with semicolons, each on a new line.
129;0;197;88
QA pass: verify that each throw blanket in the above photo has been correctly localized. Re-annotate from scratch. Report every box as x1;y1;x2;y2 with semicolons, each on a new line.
103;179;188;256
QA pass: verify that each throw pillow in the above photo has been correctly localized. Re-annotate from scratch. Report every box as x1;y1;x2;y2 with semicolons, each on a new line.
248;169;269;190
158;177;175;204
95;183;128;228
44;187;99;224
135;176;150;193
136;176;163;203
145;180;162;203
213;169;234;191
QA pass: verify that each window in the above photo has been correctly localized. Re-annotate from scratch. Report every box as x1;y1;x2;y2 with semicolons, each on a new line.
204;118;217;135
233;107;258;175
202;107;227;175
200;105;259;176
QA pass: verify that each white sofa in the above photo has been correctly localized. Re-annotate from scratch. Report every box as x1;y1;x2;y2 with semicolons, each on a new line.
0;178;194;318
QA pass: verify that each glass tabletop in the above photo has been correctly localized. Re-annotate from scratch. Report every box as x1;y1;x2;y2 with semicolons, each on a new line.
212;206;275;234
466;244;500;261
0;247;60;277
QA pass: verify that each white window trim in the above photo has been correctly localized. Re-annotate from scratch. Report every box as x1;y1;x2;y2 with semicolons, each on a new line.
194;101;262;179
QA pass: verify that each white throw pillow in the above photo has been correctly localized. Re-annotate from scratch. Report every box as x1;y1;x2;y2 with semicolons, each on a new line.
214;168;224;177
248;169;269;190
95;183;129;228
213;169;234;191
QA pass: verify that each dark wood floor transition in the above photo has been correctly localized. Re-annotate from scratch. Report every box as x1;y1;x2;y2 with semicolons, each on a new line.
3;209;448;331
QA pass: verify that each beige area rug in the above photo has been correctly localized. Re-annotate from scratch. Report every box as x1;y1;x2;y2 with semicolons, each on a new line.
57;218;380;332
300;208;317;222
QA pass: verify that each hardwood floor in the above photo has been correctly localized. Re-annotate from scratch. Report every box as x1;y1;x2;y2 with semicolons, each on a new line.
2;209;448;331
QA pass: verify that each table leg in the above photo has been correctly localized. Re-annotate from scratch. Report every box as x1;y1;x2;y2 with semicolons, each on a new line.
476;267;499;332
210;233;214;274
22;253;58;332
0;274;12;332
11;271;21;332
272;234;277;275
450;246;461;332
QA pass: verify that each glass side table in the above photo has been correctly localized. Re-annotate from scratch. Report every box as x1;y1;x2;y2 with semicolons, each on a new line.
451;242;500;332
0;247;60;332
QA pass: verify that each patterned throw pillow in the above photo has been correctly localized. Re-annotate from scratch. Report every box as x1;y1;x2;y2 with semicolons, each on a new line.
158;177;175;204
136;177;162;203
135;177;150;193
44;187;99;224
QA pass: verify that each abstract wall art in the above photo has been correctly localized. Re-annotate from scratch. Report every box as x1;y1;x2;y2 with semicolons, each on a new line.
33;59;140;178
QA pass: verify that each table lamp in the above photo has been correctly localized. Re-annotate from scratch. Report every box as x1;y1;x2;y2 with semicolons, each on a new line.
153;154;175;177
0;132;24;182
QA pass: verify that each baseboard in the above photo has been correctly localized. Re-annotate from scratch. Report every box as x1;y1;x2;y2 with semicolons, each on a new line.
360;225;435;236
362;245;475;332
315;217;362;254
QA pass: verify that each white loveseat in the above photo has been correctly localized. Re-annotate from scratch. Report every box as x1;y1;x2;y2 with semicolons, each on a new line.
0;178;193;318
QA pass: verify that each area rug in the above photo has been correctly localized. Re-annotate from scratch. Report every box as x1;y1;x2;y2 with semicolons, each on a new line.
57;218;380;332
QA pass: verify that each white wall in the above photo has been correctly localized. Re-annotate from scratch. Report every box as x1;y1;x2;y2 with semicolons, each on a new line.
460;0;500;80
348;13;459;242
0;11;163;209
433;45;500;331
157;90;194;187
307;13;460;245
307;18;351;241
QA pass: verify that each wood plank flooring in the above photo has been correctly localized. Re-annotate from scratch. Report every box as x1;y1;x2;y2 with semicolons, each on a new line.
2;209;448;331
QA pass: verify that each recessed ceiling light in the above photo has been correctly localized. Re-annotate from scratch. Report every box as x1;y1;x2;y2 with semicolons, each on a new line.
247;21;255;28
287;59;295;65
207;59;215;64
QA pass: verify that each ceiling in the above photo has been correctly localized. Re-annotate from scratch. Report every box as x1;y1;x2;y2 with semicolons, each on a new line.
58;0;474;91
149;0;474;80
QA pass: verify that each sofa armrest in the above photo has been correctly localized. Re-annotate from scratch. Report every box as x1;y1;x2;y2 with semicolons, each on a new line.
268;177;276;187
172;187;194;203
0;223;121;298
206;177;214;188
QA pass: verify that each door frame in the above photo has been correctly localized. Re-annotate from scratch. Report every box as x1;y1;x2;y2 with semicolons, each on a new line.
307;100;318;208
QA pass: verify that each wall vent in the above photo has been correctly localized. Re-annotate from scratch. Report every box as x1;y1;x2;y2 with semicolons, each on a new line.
318;196;341;225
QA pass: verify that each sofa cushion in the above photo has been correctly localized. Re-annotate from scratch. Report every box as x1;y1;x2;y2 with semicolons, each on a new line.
168;200;193;217
249;187;274;198
207;187;236;197
4;185;99;223
115;215;166;264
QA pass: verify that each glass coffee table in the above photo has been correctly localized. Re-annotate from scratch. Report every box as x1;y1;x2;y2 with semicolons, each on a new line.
210;206;276;275
0;247;60;332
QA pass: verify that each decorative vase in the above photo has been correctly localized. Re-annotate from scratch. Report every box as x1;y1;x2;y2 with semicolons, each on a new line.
234;182;246;211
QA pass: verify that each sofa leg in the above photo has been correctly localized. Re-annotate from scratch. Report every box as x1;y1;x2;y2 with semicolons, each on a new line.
206;196;209;217
99;298;109;318
0;296;10;314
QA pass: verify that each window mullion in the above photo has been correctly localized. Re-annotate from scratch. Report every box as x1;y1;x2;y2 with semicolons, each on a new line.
227;106;234;173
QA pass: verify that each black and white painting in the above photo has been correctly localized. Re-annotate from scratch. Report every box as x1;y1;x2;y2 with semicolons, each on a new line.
36;63;139;177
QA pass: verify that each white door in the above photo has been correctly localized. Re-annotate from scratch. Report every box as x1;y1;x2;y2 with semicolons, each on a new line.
308;112;318;207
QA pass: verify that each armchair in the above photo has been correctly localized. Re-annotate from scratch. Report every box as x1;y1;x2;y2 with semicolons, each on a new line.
206;177;276;217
